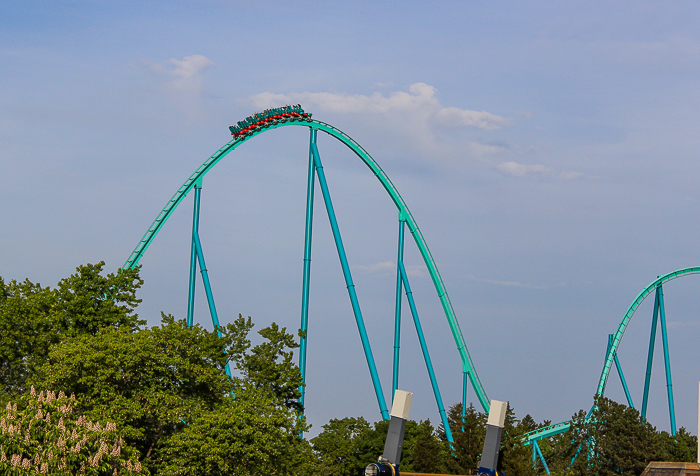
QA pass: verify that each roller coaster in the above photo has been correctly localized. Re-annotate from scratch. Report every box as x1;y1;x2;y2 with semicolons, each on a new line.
122;108;698;461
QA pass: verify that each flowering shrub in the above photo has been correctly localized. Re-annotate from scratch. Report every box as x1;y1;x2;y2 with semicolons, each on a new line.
0;387;146;475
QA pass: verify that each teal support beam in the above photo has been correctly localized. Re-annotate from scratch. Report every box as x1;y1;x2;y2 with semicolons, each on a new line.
534;440;551;475
310;142;389;420
462;371;468;423
642;287;660;420
657;285;677;435
298;129;316;411
398;260;453;443
187;182;202;327
607;334;634;407
192;231;231;378
614;353;633;408
392;218;405;400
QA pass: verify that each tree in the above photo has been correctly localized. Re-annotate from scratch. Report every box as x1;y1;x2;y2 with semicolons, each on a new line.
30;315;233;473
238;323;304;412
30;313;313;475
441;402;486;474
0;278;55;399
311;417;374;476
664;427;698;463
408;419;448;474
0;386;146;475
159;387;312;476
569;396;667;476
0;263;143;400
51;262;143;338
497;405;538;476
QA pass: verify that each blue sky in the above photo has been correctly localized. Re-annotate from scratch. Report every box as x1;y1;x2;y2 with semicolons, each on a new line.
3;0;700;437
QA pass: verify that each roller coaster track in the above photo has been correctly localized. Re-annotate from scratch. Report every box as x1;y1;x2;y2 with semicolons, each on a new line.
122;116;491;417
525;267;700;451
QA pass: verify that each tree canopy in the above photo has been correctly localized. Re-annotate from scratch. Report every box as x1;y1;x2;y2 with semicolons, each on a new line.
2;264;699;475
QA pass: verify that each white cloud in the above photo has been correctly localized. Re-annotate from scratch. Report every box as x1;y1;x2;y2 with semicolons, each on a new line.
354;261;426;278
145;55;215;93
435;107;511;130
497;161;553;177
166;55;215;79
354;261;395;274
466;275;547;290
468;142;510;157
249;83;510;132
560;171;584;180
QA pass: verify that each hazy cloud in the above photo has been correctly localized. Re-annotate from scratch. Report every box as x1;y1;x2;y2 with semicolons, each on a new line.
249;83;511;132
560;171;584;180
354;261;426;278
144;55;215;93
354;261;395;274
498;161;553;177
248;83;513;162
466;275;547;290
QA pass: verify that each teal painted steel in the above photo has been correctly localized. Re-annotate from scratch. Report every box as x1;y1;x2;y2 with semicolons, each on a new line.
298;129;316;411
192;231;231;378
187;184;202;327
526;267;700;447
607;334;633;408
614;351;633;408
462;371;468;422
523;421;571;445
392;218;405;400
657;286;677;435
398;260;453;443
596;267;700;397
123;117;490;412
641;288;660;419
310;141;390;420
533;440;551;475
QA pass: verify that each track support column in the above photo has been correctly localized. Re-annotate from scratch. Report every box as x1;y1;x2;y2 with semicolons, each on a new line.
657;285;677;435
398;261;453;443
298;129;316;411
462;371;468;428
642;286;661;419
187;180;203;327
607;334;633;407
392;216;406;400
533;440;551;475
310;141;389;420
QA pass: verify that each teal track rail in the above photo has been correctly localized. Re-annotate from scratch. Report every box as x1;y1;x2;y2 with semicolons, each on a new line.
597;267;700;396
123;117;490;412
524;266;700;446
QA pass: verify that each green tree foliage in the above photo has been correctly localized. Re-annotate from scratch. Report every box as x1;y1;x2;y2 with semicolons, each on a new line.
31;313;309;475
408;419;449;474
0;387;145;475
0;263;143;399
440;402;486;473
0;278;55;399
499;405;538;476
663;427;699;463
239;323;304;412
159;388;313;476
310;416;448;475
569;396;667;476
311;417;374;476
51;262;143;338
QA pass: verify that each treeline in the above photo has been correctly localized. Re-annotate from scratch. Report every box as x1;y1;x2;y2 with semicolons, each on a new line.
0;263;311;475
0;263;697;475
311;398;698;476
